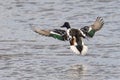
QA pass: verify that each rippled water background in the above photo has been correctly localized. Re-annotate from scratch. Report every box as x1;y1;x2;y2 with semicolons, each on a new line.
0;0;120;80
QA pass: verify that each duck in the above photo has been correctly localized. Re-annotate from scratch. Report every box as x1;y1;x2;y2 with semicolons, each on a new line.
60;22;88;55
33;17;104;55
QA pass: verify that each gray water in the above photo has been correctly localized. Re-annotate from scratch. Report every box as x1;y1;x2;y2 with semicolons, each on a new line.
0;0;120;80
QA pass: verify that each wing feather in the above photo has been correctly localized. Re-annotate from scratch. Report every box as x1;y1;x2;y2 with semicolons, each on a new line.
91;17;104;31
32;27;51;36
32;27;67;41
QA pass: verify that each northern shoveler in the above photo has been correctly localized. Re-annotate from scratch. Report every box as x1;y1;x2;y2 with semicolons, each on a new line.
33;17;104;55
60;22;88;55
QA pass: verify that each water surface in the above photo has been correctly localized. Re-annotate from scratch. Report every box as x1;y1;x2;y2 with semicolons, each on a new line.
0;0;120;80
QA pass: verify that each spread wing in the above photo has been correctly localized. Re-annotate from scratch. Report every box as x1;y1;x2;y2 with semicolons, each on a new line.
32;27;67;41
81;17;104;37
91;17;104;31
33;27;51;36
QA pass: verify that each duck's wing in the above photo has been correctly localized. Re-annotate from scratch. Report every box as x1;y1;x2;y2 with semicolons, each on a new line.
91;17;104;31
81;17;104;38
33;27;51;36
50;29;68;41
33;27;67;41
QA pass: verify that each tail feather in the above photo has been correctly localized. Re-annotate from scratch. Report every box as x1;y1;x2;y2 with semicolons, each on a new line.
70;45;88;55
70;46;80;54
81;45;88;55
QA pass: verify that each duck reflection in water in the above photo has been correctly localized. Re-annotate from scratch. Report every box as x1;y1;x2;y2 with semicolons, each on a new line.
66;64;87;79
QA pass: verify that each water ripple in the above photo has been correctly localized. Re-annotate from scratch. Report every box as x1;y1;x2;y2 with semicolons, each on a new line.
0;0;120;80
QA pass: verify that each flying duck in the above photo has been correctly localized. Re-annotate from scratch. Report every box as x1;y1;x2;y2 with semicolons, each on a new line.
60;22;88;55
33;17;104;55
